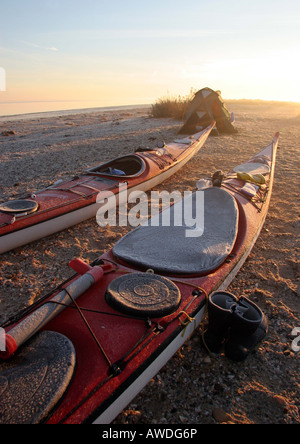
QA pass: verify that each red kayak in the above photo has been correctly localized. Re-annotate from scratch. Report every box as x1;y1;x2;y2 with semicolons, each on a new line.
0;122;214;254
0;132;279;424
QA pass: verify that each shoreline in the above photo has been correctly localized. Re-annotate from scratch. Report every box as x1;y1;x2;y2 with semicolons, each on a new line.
0;102;299;424
0;103;151;122
1;98;299;123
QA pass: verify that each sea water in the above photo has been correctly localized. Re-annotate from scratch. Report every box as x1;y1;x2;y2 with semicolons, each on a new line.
0;101;149;122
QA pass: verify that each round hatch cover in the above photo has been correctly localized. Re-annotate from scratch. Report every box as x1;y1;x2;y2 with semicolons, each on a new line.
0;199;38;215
105;273;181;318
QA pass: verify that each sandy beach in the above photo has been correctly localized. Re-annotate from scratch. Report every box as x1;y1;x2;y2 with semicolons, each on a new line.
0;101;299;424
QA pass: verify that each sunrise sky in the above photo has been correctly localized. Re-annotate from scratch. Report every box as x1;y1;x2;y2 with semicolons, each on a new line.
1;0;300;115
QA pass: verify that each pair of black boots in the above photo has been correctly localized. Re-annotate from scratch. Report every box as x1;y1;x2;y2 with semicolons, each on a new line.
202;291;268;362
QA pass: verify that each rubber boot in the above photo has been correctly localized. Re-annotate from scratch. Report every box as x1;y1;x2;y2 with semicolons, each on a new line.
202;291;238;356
224;296;268;362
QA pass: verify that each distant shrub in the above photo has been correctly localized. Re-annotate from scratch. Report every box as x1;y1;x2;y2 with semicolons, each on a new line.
150;89;196;120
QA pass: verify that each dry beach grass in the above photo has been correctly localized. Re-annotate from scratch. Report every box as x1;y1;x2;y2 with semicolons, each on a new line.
0;101;299;424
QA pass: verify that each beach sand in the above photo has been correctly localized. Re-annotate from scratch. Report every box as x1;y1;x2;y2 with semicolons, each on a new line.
0;101;299;424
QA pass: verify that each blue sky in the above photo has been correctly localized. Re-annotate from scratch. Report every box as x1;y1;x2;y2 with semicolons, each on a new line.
1;0;300;114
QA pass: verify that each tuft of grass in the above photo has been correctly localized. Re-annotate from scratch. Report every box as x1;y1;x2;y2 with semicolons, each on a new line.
150;88;196;120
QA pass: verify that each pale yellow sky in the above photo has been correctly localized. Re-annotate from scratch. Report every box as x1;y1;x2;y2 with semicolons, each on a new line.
1;0;300;115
